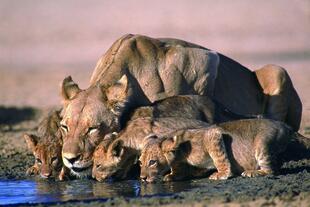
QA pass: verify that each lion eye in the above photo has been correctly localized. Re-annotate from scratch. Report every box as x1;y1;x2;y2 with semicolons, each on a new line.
51;157;58;163
60;124;68;133
96;164;102;171
148;160;157;167
87;127;98;135
36;158;42;164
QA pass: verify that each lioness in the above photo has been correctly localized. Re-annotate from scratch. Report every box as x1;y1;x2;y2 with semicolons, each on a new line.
140;119;310;182
60;34;301;176
24;110;64;179
92;117;209;181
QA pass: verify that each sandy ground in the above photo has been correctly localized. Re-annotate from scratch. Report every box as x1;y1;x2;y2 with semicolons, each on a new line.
0;0;310;206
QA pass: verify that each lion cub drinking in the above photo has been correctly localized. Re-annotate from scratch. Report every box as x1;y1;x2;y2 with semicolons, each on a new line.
24;110;68;180
92;95;217;181
92;117;209;181
141;119;310;182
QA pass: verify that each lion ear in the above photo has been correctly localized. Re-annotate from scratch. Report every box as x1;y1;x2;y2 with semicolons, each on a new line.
161;138;173;152
48;111;61;134
103;75;129;115
61;76;81;101
172;135;184;148
110;139;124;158
24;134;39;151
105;75;128;103
160;135;183;152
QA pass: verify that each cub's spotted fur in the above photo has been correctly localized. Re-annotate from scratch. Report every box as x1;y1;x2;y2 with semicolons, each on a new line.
140;119;310;182
92;117;209;181
24;110;69;180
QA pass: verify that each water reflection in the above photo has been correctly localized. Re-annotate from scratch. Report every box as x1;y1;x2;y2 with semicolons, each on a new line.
0;178;201;205
92;180;141;197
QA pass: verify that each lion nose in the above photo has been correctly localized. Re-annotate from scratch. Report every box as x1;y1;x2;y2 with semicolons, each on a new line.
41;171;51;178
140;175;147;182
64;154;81;165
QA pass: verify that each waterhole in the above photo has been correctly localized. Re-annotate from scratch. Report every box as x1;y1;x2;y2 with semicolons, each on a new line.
0;179;202;205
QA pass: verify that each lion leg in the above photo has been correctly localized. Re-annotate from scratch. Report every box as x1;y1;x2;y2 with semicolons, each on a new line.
159;64;189;99
204;127;233;180
58;166;71;181
286;86;302;131
163;162;189;182
120;162;135;180
255;64;302;131
255;65;290;121
26;164;40;176
242;137;276;178
163;169;184;182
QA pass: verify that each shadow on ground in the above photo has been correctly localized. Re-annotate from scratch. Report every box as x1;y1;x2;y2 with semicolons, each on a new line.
0;106;38;125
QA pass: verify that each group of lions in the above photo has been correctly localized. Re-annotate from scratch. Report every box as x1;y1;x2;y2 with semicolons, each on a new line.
24;34;309;183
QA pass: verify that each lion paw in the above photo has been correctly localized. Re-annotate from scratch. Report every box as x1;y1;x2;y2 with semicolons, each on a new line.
58;167;71;181
26;166;40;176
58;171;66;181
209;171;233;180
241;170;272;178
163;174;175;182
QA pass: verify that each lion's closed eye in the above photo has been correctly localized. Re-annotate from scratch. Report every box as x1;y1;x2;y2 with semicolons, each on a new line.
60;124;68;133
95;163;103;171
87;127;99;136
148;160;157;167
36;158;42;164
51;157;58;164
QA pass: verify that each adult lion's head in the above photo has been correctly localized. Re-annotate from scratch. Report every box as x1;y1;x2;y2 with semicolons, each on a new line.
60;75;130;177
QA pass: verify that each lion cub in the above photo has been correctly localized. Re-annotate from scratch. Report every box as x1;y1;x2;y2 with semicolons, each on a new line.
92;117;209;182
141;119;309;182
92;95;215;181
24;110;68;180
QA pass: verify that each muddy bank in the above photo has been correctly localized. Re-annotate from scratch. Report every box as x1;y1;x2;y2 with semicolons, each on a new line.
0;107;44;180
0;108;309;206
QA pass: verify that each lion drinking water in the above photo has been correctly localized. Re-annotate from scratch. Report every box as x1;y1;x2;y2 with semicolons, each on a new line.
140;119;310;182
24;110;64;179
59;34;301;177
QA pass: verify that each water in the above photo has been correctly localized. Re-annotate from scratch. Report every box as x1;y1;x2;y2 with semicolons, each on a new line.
0;179;202;205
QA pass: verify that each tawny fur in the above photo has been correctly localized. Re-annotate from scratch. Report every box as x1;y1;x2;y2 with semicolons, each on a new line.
24;110;69;180
59;34;302;176
92;116;209;181
141;119;309;182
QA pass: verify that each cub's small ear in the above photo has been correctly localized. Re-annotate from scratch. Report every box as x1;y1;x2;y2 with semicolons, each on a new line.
98;132;118;151
102;75;130;116
161;139;173;152
105;75;128;103
24;134;39;151
103;132;119;140
172;134;184;149
110;139;124;157
48;111;61;134
61;76;81;101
